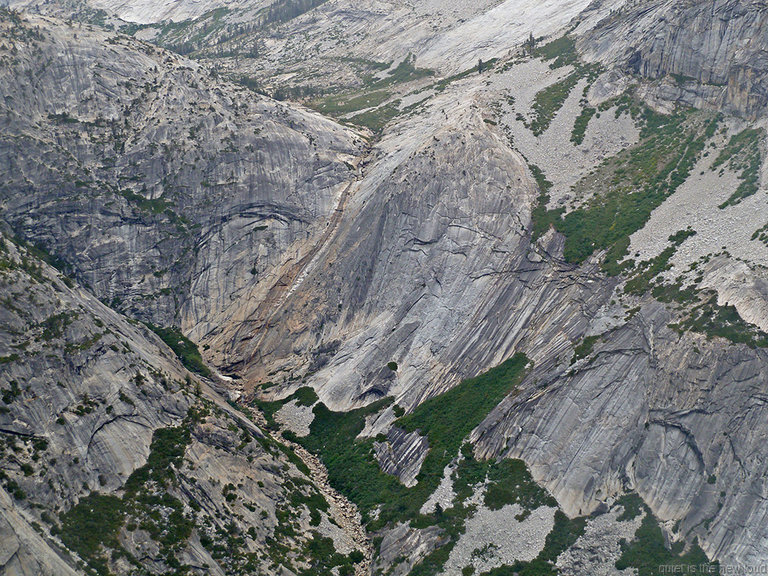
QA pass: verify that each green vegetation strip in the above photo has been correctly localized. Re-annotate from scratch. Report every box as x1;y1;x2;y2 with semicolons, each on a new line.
525;34;602;137
529;163;556;241
147;324;212;378
288;354;528;528
713;128;765;209
349;99;402;134
305;54;432;132
752;222;768;247
313;90;392;116
533;95;718;275
529;70;581;136
533;35;579;69
623;228;696;295
670;292;768;349
615;498;717;576
570;106;596;145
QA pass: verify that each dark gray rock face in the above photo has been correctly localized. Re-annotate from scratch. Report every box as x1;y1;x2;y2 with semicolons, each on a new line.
0;12;363;337
581;0;768;117
373;427;429;488
372;521;445;576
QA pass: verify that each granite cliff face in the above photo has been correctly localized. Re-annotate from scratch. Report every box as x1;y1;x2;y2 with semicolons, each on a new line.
18;0;766;122
473;297;768;564
0;11;363;338
579;0;768;118
227;93;612;411
6;0;598;96
2;0;768;574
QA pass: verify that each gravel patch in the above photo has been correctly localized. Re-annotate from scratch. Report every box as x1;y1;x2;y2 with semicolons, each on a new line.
485;58;640;210
442;502;557;575
556;506;643;576
420;460;458;515
317;512;356;555
274;400;315;437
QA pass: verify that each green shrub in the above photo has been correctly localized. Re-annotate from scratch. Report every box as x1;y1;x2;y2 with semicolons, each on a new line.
623;228;696;295
616;512;716;575
529;163;562;241
380;54;434;86
59;493;124;575
407;448;555;576
478;456;556;512
530;71;582;135
311;90;391;116
616;493;644;520
0;354;19;364
298;531;364;576
293;386;319;407
261;355;535;576
119;189;172;215
571;106;596;145
253;386;319;429
349;100;402;133
1;380;21;404
571;335;600;364
296;399;402;524
124;424;190;494
751;222;768;246
673;293;768;348
40;312;75;341
539;99;718;274
526;34;602;137
58;408;205;574
533;35;578;68
714;128;765;208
